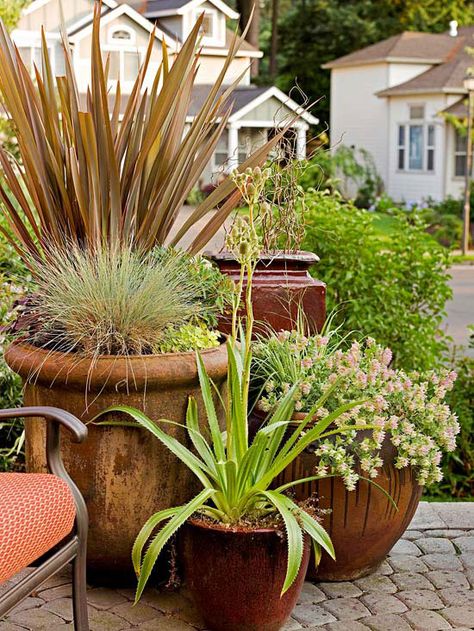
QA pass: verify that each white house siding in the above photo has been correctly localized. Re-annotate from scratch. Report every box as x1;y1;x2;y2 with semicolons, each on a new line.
386;94;447;202
194;55;250;85
330;64;390;182
18;0;95;32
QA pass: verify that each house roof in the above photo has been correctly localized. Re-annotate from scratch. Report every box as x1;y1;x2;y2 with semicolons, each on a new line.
68;4;174;46
153;20;262;56
189;85;319;125
440;98;469;118
377;27;474;97
79;85;318;125
322;30;464;69
126;0;239;20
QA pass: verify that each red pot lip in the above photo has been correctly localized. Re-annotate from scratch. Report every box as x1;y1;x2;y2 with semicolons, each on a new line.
206;250;320;265
187;517;284;536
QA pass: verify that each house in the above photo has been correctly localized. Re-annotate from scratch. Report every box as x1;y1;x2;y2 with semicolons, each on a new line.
324;23;474;203
12;0;317;185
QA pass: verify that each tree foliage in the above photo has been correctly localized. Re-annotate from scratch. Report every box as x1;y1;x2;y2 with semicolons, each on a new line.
0;0;29;31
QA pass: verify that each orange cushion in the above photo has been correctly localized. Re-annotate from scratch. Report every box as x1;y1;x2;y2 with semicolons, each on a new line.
0;473;76;583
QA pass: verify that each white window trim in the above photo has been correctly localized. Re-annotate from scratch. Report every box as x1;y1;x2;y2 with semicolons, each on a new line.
453;129;473;179
396;121;436;174
191;7;223;47
108;25;136;45
16;41;56;77
101;44;145;89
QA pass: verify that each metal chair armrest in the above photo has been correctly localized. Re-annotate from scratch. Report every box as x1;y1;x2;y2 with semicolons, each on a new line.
0;406;88;536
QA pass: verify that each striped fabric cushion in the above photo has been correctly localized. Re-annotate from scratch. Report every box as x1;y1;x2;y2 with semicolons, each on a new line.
0;473;76;583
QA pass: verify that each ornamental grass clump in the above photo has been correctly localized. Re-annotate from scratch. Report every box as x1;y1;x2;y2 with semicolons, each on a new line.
28;246;222;357
252;331;460;489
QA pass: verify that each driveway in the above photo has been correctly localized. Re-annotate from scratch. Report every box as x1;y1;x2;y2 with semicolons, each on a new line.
445;265;474;356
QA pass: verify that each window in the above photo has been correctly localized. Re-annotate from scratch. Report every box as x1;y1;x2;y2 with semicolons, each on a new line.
397;106;435;172
454;130;473;177
17;45;52;75
193;9;218;42
111;29;132;41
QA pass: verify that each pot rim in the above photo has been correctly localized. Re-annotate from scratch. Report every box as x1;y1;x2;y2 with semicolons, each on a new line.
5;338;229;390
206;250;320;265
187;517;285;536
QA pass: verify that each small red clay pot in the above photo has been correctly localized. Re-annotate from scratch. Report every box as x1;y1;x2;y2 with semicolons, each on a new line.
209;251;326;336
181;519;311;631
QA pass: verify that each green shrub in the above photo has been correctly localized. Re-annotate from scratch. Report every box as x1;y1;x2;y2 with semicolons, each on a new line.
300;146;383;207
303;191;452;372
426;354;474;500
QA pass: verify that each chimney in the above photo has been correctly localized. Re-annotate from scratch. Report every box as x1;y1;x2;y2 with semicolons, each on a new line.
449;20;458;37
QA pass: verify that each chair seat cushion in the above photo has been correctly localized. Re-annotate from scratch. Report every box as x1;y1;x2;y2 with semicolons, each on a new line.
0;473;76;583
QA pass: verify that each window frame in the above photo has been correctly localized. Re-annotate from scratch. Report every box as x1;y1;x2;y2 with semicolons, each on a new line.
453;129;474;178
192;7;220;46
396;105;436;174
101;44;144;88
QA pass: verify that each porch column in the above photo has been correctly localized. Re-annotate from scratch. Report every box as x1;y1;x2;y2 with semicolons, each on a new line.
227;124;239;172
296;126;307;160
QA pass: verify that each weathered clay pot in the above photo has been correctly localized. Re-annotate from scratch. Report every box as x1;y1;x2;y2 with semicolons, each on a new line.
274;416;423;581
209;251;326;335
5;341;228;584
182;520;311;631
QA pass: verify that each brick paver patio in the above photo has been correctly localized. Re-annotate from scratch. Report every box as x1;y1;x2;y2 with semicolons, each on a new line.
1;502;473;631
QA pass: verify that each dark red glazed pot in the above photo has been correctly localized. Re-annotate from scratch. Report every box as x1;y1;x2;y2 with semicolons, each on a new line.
209;251;326;335
182;520;311;631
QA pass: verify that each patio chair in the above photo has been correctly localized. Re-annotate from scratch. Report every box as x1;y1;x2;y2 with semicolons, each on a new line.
0;407;89;630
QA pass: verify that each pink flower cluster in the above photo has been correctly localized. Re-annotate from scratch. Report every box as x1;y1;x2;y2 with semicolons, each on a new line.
252;332;459;489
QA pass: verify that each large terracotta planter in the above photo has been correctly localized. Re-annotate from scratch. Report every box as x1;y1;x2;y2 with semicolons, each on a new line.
275;421;423;581
181;519;310;631
209;251;326;335
5;341;228;584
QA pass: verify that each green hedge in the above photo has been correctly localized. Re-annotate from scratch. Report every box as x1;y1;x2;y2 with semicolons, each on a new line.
302;191;452;372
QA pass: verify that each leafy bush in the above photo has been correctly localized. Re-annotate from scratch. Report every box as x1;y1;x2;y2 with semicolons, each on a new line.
303;191;452;372
300;146;383;207
426;354;474;500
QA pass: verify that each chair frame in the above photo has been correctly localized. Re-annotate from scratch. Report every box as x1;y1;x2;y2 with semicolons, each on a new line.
0;406;89;630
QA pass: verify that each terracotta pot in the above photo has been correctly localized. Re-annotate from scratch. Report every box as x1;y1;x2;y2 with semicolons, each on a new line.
181;519;311;631
209;251;326;335
273;414;422;581
5;341;228;584
249;410;422;581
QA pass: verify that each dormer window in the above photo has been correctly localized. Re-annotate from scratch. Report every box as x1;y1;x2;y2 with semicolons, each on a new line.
192;8;220;45
108;26;136;45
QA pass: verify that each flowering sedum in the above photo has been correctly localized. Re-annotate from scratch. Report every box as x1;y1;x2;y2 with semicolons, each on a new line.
252;331;459;489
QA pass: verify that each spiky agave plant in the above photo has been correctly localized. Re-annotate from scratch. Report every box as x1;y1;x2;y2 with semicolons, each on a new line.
101;168;380;601
0;3;295;269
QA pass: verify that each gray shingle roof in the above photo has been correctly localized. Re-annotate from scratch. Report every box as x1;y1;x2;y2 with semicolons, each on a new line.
188;85;269;117
441;98;469;118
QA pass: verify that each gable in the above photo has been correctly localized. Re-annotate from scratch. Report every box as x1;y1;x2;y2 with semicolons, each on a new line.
18;0;116;33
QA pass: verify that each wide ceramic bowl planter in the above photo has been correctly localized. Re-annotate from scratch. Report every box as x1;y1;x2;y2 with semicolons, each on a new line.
5;341;228;584
250;410;422;581
181;519;310;631
275;415;423;581
209;251;326;335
